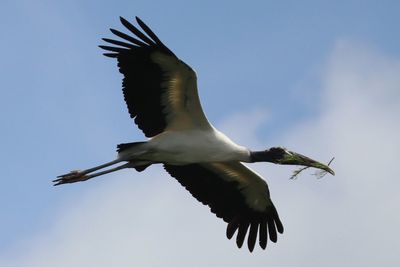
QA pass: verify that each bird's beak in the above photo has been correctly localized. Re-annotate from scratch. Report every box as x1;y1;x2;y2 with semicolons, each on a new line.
279;150;335;175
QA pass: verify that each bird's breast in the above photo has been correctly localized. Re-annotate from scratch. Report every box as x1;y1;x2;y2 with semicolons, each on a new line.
145;129;250;164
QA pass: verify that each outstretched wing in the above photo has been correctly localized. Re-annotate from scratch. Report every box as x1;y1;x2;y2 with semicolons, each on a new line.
164;162;284;252
100;17;211;137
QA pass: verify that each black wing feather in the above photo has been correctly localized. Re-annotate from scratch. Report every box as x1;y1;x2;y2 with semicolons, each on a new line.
259;219;268;249
109;28;148;47
135;17;175;55
100;17;176;137
102;38;137;49
119;16;156;46
98;45;130;53
164;163;284;252
236;221;250;248
247;222;259;252
103;53;118;58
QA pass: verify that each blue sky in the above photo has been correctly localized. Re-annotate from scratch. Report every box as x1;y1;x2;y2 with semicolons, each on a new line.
1;0;400;266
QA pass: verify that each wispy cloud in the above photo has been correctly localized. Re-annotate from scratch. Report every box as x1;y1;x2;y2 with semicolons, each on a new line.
1;40;400;266
276;40;400;266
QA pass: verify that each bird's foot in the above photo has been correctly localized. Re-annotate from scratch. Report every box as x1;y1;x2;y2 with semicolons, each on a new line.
53;170;89;186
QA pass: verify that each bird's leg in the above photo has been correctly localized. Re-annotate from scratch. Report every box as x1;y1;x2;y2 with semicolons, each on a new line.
53;159;124;185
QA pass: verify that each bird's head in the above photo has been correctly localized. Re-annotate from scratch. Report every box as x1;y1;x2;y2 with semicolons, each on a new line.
250;147;335;175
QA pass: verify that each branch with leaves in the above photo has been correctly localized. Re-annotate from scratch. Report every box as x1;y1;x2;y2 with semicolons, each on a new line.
290;157;335;180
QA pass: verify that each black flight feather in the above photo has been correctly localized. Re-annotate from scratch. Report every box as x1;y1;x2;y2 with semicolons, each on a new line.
120;16;155;46
109;28;148;47
102;38;137;49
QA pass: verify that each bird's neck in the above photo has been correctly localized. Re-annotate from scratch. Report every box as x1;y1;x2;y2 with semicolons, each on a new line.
249;148;284;163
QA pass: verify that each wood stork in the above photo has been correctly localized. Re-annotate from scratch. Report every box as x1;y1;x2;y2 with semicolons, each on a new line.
54;17;334;252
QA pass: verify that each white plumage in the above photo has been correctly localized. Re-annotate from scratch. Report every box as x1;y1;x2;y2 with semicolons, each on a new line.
139;129;250;164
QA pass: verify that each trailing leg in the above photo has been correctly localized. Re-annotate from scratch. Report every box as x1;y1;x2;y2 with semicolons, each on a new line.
53;159;153;186
53;159;123;185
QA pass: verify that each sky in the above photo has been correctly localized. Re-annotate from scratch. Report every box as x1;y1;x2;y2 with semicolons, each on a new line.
1;0;400;266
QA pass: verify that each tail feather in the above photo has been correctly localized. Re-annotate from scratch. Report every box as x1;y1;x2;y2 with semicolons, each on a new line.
117;142;152;172
134;163;151;172
117;141;146;153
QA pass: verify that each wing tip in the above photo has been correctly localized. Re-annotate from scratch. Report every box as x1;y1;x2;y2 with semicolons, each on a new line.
119;16;127;24
247;222;258;252
235;221;250;249
226;217;240;240
102;52;118;58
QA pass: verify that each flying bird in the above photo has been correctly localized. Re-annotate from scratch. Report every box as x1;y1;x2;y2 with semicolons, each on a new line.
54;17;334;252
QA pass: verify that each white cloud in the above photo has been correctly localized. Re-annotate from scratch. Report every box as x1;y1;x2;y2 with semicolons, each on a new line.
278;40;400;266
1;40;400;266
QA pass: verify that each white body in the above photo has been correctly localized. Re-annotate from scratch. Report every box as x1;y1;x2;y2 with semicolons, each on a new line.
119;128;251;165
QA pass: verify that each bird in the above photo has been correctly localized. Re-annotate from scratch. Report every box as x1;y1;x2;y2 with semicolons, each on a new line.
54;16;335;252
